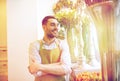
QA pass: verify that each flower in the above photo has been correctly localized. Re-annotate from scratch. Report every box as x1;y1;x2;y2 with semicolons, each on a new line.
76;72;102;81
55;8;80;29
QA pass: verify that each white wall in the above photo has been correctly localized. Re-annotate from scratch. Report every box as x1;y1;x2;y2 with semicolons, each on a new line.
7;0;37;81
7;0;57;81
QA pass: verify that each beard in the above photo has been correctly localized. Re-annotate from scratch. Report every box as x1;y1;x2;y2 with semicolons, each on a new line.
47;29;58;38
47;34;55;38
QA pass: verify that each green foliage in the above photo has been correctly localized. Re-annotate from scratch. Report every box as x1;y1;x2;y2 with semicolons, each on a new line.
53;0;73;14
53;0;91;29
55;8;80;29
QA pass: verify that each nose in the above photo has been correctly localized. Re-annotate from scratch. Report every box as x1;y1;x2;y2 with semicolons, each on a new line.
55;24;60;30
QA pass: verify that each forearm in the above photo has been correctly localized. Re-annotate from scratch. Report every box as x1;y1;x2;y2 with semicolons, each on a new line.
38;63;66;75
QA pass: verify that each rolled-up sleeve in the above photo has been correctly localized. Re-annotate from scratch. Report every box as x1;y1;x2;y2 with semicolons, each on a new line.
29;41;42;76
60;40;72;74
29;41;41;64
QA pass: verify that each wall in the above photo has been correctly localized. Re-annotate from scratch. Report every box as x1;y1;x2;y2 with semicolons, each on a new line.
0;0;7;49
7;0;57;81
7;0;37;81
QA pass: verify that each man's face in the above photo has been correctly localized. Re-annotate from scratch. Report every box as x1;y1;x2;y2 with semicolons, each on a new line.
44;18;60;38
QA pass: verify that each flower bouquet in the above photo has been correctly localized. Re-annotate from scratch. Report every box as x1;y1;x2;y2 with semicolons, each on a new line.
76;71;102;81
55;8;80;29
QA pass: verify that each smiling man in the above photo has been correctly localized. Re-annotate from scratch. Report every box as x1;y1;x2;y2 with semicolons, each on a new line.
28;16;72;81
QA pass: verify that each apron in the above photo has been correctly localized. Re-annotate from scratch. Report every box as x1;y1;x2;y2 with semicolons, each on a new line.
35;40;65;81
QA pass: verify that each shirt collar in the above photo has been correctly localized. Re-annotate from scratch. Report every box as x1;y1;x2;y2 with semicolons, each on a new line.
41;38;57;45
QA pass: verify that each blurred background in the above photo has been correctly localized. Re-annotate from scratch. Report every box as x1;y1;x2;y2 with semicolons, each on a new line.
0;0;120;81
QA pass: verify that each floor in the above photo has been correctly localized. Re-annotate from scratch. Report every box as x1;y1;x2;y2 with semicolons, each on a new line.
0;50;8;81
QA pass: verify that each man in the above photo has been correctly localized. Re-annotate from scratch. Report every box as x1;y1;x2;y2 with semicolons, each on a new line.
28;16;72;81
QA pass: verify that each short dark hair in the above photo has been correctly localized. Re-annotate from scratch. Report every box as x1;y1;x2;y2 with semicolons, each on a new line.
42;15;57;25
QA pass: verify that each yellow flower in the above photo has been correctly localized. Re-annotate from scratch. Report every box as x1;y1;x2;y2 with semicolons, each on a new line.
55;8;80;28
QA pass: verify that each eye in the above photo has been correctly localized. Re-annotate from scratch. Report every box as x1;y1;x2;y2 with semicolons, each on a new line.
50;23;60;27
57;23;60;27
50;23;55;26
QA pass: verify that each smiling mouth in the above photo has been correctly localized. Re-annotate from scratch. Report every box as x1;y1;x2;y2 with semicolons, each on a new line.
52;29;58;33
53;30;58;34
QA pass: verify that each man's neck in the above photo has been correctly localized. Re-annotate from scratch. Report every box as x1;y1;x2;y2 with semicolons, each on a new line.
43;36;56;45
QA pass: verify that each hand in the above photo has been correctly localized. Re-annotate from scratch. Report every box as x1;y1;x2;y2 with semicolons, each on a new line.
28;62;40;74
